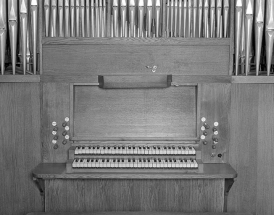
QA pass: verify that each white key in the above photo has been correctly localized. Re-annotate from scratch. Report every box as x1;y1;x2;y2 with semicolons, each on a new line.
106;146;111;154
172;146;177;155
79;159;84;167
106;159;111;168
182;147;187;155
193;160;198;168
122;146;127;154
156;146;160;154
84;147;89;154
152;146;157;154
72;159;77;168
187;160;191;168
185;147;190;155
75;146;80;154
95;159;100;168
87;159;92;167
117;146;122;154
91;159;96;168
83;159;88;167
167;147;172;155
101;146;105;154
183;160;187;168
132;146;137;154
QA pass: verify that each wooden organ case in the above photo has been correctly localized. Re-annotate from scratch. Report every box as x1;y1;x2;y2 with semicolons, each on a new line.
33;0;237;214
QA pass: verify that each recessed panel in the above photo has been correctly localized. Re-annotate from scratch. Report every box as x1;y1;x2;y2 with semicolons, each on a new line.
72;85;197;140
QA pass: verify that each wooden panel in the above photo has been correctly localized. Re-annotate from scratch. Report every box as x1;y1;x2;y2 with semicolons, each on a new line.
45;179;224;212
256;85;274;215
200;84;231;163
42;83;71;163
27;212;253;215
72;85;197;140
0;83;43;215
42;43;230;76
228;84;259;214
33;163;237;179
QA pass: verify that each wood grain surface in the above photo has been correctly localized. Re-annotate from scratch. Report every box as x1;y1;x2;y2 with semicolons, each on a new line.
42;83;71;163
72;85;197;140
27;212;252;215
200;84;231;163
32;163;237;179
257;85;274;215
42;42;230;76
44;179;225;212
0;83;43;215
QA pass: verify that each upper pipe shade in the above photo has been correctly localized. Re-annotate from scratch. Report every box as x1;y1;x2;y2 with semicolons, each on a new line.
266;0;274;30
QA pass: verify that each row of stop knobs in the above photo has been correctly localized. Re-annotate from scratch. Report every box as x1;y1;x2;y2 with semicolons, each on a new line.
51;117;70;149
200;117;219;150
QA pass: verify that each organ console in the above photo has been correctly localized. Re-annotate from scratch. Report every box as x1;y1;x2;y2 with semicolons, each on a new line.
3;0;274;214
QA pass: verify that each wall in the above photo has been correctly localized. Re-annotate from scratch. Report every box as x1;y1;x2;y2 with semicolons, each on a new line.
0;83;43;215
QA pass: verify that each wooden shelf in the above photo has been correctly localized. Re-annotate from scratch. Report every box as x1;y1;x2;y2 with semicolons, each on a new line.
33;163;237;179
42;37;231;46
26;212;252;215
0;75;40;83
232;76;274;83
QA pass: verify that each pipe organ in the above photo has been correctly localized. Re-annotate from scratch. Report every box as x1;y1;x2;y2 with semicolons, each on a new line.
7;0;274;214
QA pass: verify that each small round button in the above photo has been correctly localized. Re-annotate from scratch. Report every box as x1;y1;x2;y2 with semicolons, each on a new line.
201;126;206;131
201;117;206;122
52;121;57;126
53;144;59;149
52;131;57;135
65;135;69;140
65;117;69;122
201;135;206;140
214;122;219;127
65;126;70;131
212;137;219;143
52;140;57;144
218;153;222;158
62;140;67;145
214;131;219;135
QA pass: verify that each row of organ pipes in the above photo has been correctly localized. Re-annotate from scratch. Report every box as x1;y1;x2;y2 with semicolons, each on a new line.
235;0;274;76
44;0;230;38
2;1;274;76
0;0;39;75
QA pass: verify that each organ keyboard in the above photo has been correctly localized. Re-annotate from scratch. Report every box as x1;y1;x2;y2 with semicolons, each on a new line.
66;145;202;173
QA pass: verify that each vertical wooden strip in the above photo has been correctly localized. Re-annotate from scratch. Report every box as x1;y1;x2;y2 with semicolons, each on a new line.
228;84;258;214
0;83;43;215
257;84;274;215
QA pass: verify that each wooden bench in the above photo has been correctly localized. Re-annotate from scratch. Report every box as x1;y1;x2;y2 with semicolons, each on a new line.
26;212;253;215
